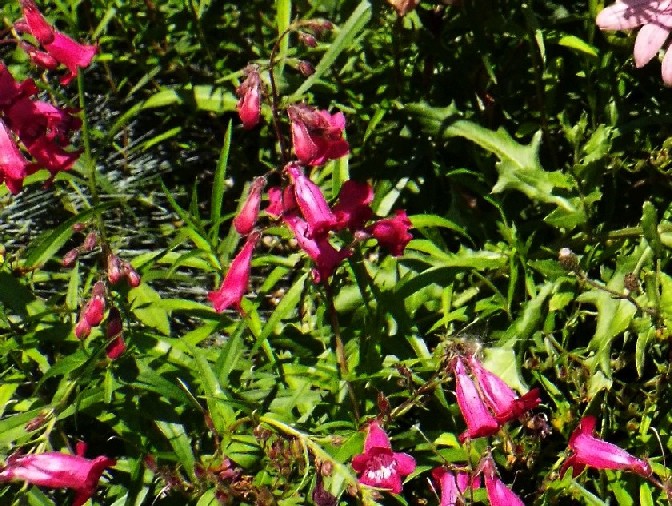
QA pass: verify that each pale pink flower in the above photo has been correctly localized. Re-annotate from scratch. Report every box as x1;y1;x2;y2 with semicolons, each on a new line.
560;415;652;478
351;421;416;494
597;1;672;85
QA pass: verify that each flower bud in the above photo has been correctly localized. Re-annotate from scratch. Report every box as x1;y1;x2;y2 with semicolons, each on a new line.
107;254;124;284
61;248;79;267
75;317;91;339
106;335;126;360
297;60;315;76
298;32;317;48
72;222;87;233
235;65;262;130
233;176;267;235
123;262;141;287
82;231;98;252
558;247;579;272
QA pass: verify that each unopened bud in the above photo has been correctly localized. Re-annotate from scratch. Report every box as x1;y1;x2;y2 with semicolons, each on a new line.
75;317;91;340
124;262;141;287
61;248;79;267
72;223;87;233
106;335;126;360
558;247;579;272
107;254;124;284
25;411;50;431
106;307;123;338
298;32;317;48
305;19;333;33
82;231;98;252
297;60;315;76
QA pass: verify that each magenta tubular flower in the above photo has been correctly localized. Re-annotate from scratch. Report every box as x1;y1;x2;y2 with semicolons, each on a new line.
0;448;115;506
453;358;500;442
208;231;260;313
287;164;337;236
287;104;349;166
368;210;413;256
351;421;416;494
18;0;97;85
0;63;38;108
0;120;30;194
561;415;652;478
236;66;262;129
467;356;541;424
482;456;524;506
432;467;480;506
332;180;374;231
233;176;267;234
284;214;350;283
596;1;672;85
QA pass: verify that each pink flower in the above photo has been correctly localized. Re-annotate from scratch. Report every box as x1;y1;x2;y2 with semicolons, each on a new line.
332;180;374;231
467;356;541;424
233;176;267;234
481;456;524;506
0;120;30;194
17;0;97;85
351;421;416;494
105;307;125;360
453;357;500;442
75;281;106;339
368;210;412;256
284;214;350;283
596;1;672;85
287;163;337;237
431;467;480;506
287;104;349;166
0;444;115;506
560;415;652;478
236;66;262;129
208;231;260;313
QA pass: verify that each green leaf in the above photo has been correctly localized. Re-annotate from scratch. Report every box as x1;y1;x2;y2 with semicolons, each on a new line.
144;85;237;113
129;283;171;335
155;421;196;478
406;102;576;211
275;0;291;76
210;120;232;240
641;201;662;254
555;34;598;58
578;290;636;376
290;0;371;100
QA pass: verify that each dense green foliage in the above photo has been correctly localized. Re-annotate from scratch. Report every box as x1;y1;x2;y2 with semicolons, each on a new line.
3;0;672;504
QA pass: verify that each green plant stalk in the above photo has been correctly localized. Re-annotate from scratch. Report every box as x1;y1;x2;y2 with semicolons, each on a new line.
77;72;109;251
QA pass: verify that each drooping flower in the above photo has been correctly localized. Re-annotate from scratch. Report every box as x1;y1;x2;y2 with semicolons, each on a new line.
236;66;262;129
481;456;524;506
332;180;373;231
287;163;337;237
368;210;412;256
284;214;350;283
0;120;31;194
431;467;480;506
596;1;672;85
467;355;541;424
351;421;416;494
560;415;652;478
233;176;267;234
17;0;97;85
105;307;125;360
208;231;260;313
287;104;349;166
453;357;500;442
0;444;115;506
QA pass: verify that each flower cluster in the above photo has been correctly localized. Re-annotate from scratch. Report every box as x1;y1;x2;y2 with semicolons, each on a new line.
0;1;96;194
453;355;541;442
